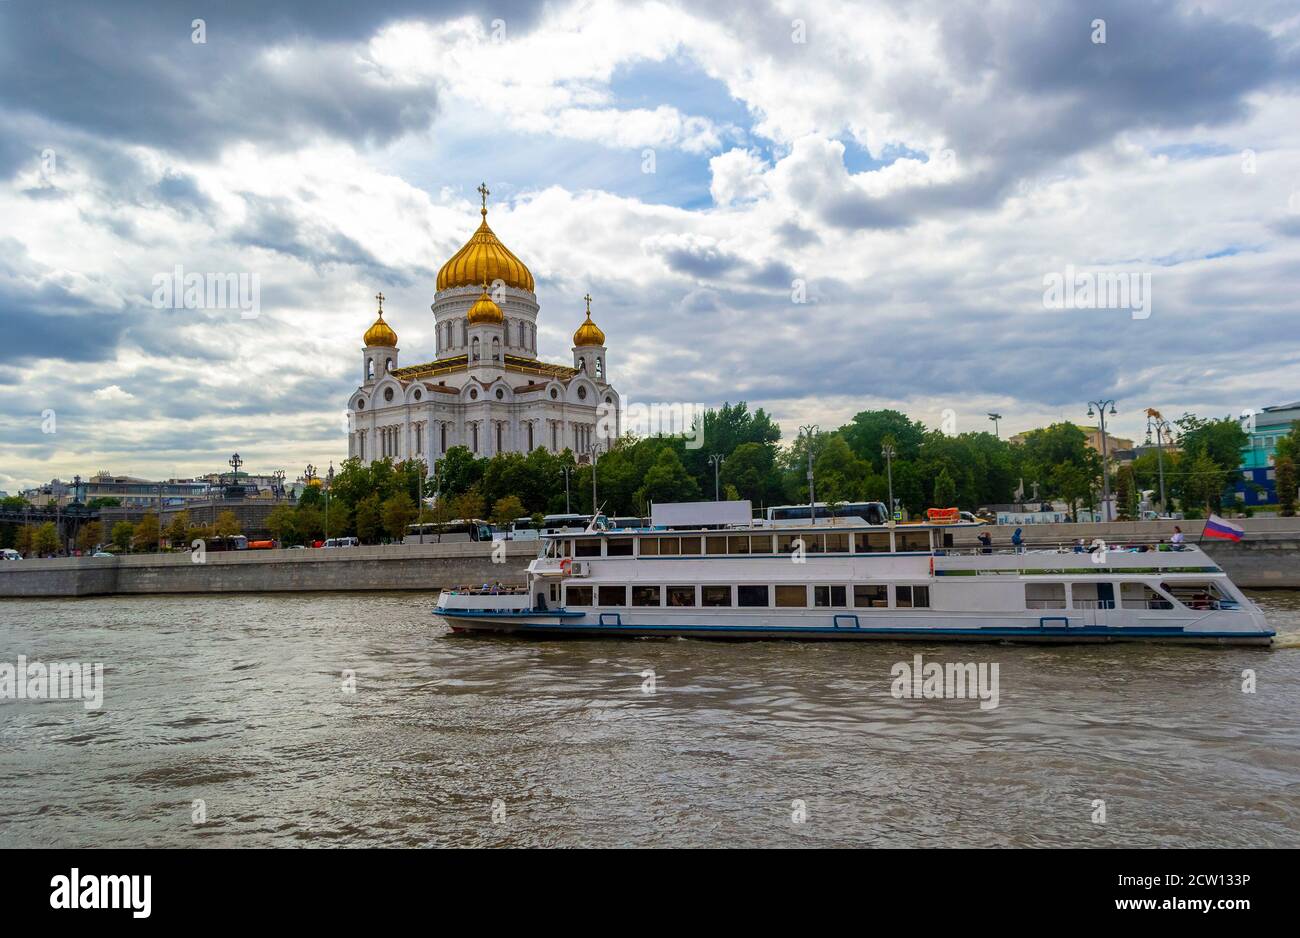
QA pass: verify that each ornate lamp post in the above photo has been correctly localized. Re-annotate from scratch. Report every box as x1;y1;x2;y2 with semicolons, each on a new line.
560;465;572;514
882;440;897;523
800;425;818;524
987;412;1002;438
325;462;334;542
1145;408;1173;514
1086;400;1118;520
707;453;724;501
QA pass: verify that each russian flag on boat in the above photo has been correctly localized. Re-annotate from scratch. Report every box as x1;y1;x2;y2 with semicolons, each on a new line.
1202;514;1245;542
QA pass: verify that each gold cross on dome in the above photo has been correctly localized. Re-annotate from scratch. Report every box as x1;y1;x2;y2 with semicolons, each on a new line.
583;293;592;314
477;182;490;210
375;291;385;313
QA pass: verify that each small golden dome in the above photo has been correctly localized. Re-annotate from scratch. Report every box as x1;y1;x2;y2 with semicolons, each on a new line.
363;293;398;347
436;184;535;293
573;293;605;347
467;284;504;325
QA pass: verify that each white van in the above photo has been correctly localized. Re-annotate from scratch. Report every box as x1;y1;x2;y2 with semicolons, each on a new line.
1;548;21;561
323;537;360;548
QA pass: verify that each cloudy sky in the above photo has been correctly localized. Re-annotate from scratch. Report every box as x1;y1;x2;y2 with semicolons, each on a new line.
2;0;1298;491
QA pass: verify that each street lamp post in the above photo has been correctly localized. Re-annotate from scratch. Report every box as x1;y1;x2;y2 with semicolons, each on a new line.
882;441;897;523
1145;409;1172;514
560;466;572;514
707;454;724;501
588;448;599;517
325;463;334;542
799;425;818;524
987;412;1002;438
1087;400;1118;521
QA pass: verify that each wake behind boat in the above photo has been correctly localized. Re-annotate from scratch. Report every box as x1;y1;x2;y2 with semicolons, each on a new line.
434;501;1274;646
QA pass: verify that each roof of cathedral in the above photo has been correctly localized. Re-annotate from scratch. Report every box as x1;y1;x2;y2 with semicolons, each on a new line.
466;284;504;324
391;353;580;384
572;293;605;347
436;184;535;293
363;294;398;347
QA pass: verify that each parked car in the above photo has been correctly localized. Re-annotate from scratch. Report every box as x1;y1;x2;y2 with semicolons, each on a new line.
91;551;115;558
323;537;360;548
1;548;22;561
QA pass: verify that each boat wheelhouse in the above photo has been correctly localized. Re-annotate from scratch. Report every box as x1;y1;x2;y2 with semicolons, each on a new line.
434;501;1273;645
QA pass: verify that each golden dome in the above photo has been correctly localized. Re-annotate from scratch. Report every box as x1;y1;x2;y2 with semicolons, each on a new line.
467;284;504;325
363;293;398;347
573;293;605;347
436;184;535;293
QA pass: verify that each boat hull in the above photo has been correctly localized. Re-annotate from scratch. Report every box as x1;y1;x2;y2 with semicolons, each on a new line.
434;610;1274;646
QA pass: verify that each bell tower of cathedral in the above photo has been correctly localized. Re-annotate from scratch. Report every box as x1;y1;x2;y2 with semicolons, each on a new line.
361;292;398;385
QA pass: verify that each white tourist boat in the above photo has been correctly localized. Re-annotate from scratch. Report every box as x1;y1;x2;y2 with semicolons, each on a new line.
434;501;1274;646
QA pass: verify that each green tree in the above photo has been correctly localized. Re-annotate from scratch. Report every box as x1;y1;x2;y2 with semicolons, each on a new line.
1275;456;1296;517
213;510;242;544
490;495;525;528
134;512;161;552
266;505;297;544
840;409;925;470
451;490;486;522
381;491;416;541
111;521;134;552
295;505;324;543
1182;450;1231;514
933;468;957;507
33;522;60;556
165;511;190;547
15;525;35;556
354;494;382;544
635;448;700;506
76;520;103;553
1114;465;1138;521
437;446;485;498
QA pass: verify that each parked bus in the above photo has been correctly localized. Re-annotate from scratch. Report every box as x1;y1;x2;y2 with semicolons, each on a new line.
202;535;248;551
765;502;889;525
404;519;491;544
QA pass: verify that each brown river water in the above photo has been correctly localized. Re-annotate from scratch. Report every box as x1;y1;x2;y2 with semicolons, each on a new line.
1;591;1298;847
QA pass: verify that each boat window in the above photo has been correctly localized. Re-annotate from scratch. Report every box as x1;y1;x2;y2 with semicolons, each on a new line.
666;586;696;607
598;585;627;606
1071;582;1116;609
574;538;601;557
639;538;660;556
853;584;888;608
813;585;847;607
805;534;825;554
777;533;805;554
855;532;891;553
728;535;752;555
566;586;593;606
824;533;850;553
896;585;930;608
658;537;680;555
1121;583;1174;609
705;536;728;555
737;585;769;607
607;538;634;557
702;585;732;607
895;531;931;553
774;585;807;607
750;534;774;554
1160;581;1231;610
632;585;661;606
560;540;573;557
679;537;702;555
1025;583;1067;609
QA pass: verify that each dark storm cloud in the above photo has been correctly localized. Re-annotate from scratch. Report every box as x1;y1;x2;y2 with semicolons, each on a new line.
0;1;545;164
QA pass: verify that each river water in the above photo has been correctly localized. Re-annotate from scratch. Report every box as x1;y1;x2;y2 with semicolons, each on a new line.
1;591;1298;848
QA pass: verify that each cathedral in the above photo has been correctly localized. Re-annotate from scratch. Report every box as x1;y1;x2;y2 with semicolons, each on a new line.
347;184;619;466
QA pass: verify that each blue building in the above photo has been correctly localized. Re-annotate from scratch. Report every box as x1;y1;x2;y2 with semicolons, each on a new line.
1236;401;1300;506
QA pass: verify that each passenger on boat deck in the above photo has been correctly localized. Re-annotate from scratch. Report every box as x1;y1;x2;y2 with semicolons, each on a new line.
1171;526;1185;550
977;531;992;553
1073;538;1086;553
1011;528;1024;552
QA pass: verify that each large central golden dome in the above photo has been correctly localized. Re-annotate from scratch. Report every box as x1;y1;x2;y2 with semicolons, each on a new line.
436;187;535;293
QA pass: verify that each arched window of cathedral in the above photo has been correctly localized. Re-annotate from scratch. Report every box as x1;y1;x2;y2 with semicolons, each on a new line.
595;356;603;379
440;423;447;452
385;358;393;372
578;385;587;400
469;388;478;400
497;423;503;452
357;398;365;409
605;395;612;404
414;389;422;401
492;336;500;361
384;387;394;402
578;358;586;371
472;423;479;453
472;336;480;361
527;423;534;450
367;358;374;380
495;388;504;400
550;387;558;399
